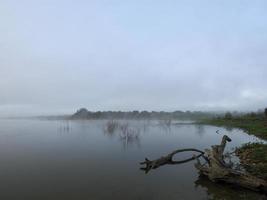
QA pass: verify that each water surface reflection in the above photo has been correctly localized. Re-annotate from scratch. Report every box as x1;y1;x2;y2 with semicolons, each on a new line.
0;119;265;199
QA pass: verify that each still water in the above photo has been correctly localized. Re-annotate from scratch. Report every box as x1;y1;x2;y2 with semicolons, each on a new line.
0;119;265;200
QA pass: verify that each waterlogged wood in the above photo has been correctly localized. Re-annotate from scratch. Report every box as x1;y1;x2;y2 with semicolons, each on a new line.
140;135;267;194
194;135;267;194
140;148;205;173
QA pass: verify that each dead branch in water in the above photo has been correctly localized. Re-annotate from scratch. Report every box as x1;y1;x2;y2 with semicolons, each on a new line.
140;148;205;173
140;135;267;194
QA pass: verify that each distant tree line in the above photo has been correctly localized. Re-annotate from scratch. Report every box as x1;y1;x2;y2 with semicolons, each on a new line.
222;108;267;120
70;108;217;120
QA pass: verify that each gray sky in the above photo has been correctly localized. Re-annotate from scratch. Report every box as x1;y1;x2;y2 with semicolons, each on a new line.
1;0;267;116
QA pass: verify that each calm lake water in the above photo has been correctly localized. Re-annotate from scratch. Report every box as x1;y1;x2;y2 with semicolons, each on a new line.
0;119;265;200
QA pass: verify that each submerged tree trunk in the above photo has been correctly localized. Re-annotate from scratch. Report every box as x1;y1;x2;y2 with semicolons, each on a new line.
140;135;267;194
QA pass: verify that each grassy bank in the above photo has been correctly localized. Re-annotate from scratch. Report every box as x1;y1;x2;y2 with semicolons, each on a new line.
201;114;267;180
201;116;267;140
236;143;267;180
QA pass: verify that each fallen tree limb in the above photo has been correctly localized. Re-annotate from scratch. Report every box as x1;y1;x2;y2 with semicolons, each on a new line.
140;135;267;194
194;135;267;193
140;148;205;173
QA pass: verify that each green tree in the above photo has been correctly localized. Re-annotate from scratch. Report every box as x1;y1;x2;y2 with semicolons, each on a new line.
224;112;232;120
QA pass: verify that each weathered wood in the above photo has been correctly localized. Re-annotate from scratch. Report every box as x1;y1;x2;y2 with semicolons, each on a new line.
140;135;267;194
140;148;205;173
194;135;267;194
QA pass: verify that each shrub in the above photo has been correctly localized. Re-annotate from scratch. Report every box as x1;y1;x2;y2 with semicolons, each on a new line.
224;112;232;120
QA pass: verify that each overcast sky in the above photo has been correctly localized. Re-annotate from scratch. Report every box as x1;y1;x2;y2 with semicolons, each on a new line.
1;0;267;116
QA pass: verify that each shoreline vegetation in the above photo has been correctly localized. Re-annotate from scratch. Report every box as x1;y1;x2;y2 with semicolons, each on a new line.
70;108;267;180
200;112;267;140
34;108;267;181
200;110;267;180
69;108;217;120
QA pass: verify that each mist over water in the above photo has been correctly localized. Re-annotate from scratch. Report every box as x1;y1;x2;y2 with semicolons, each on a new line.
1;1;267;199
0;119;265;199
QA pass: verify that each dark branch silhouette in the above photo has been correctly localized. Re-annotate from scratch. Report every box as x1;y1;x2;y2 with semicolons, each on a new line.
140;135;267;194
140;148;205;173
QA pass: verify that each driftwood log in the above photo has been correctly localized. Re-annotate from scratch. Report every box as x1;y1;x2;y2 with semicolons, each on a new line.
140;148;205;173
140;135;267;194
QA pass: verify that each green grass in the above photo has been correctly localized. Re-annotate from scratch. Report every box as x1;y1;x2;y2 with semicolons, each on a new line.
201;117;267;140
200;115;267;180
236;143;267;180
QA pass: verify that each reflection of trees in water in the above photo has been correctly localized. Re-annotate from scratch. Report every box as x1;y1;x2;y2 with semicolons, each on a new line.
194;124;205;138
158;119;172;133
195;175;265;200
142;120;150;133
119;127;141;149
158;119;172;127
103;120;119;137
103;120;141;149
58;120;71;133
225;126;233;132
